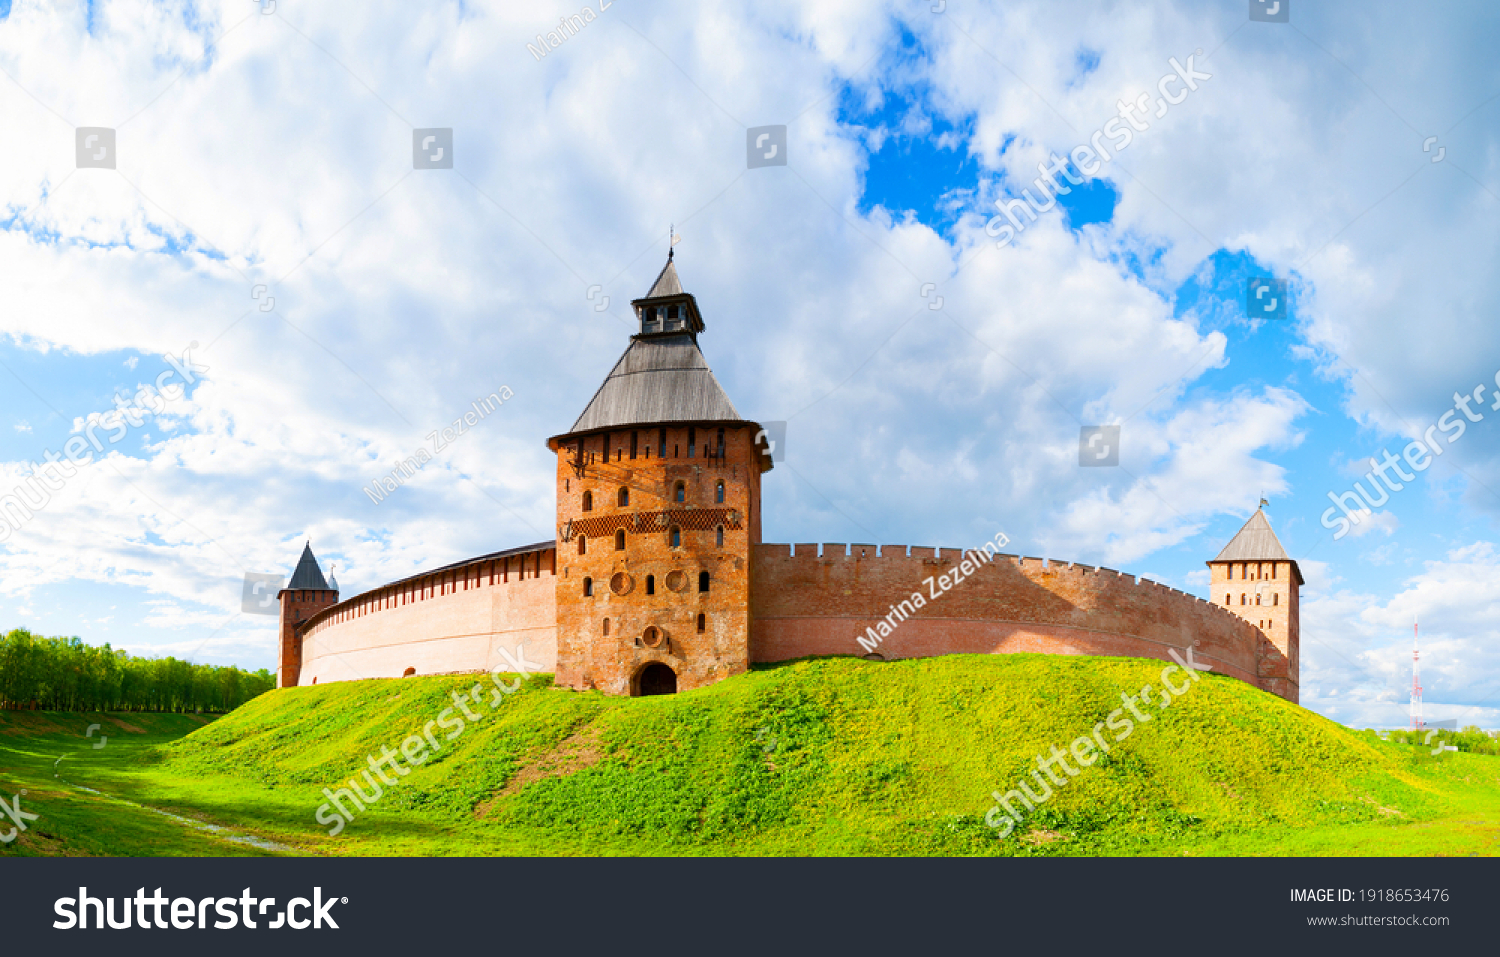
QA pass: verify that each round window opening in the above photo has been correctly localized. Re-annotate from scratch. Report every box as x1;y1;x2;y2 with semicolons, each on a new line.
665;570;687;592
642;626;665;649
609;572;633;596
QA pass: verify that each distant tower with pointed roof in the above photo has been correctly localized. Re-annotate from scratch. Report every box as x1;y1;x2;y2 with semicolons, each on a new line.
1206;505;1301;702
545;254;773;695
277;541;339;688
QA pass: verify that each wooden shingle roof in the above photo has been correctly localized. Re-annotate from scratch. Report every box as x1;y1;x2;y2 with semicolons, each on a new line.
566;334;744;434
644;257;684;297
550;253;769;472
1209;509;1304;584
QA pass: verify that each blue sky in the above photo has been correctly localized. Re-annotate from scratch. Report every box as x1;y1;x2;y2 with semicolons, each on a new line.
839;56;1498;621
0;0;1498;731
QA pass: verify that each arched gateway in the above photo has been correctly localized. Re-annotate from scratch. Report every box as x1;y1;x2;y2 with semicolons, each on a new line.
635;663;678;697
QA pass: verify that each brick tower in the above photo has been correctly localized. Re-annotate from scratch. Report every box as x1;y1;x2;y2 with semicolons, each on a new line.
276;541;339;688
1206;506;1301;702
547;254;773;695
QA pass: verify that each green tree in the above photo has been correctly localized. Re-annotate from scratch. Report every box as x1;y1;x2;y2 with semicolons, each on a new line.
0;627;273;713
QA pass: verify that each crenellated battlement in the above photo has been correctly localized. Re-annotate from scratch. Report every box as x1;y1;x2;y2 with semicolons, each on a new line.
750;541;1292;700
755;542;1259;630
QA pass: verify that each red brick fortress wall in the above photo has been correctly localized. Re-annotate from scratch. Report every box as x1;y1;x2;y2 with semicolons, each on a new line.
750;544;1297;702
296;549;558;686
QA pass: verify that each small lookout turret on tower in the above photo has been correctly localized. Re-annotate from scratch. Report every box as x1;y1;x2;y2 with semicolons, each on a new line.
631;252;705;338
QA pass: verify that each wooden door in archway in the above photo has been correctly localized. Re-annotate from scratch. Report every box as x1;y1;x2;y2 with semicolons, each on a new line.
638;662;677;696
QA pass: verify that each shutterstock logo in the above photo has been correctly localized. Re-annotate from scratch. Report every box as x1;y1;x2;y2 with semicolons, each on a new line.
242;572;285;615
754;421;786;462
1249;0;1289;23
1246;277;1287;320
76;127;116;169
413;128;453;169
54;887;345;930
1079;425;1120;467
0;789;38;843
1424;729;1458;757
747;126;787;168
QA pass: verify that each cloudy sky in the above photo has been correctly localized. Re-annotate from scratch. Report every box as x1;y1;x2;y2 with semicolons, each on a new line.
0;0;1496;729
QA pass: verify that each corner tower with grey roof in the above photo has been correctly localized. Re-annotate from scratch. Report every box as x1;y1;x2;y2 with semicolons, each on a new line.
277;541;339;688
547;254;774;696
1207;506;1302;702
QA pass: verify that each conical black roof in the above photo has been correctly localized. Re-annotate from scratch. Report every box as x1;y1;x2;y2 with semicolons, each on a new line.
287;542;334;591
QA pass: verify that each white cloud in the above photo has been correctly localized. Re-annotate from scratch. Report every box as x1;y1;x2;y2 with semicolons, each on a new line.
1301;541;1500;728
0;0;1493;714
1347;509;1400;538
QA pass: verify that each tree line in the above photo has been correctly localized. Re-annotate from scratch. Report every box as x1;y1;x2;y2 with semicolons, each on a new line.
1383;725;1500;756
0;628;274;713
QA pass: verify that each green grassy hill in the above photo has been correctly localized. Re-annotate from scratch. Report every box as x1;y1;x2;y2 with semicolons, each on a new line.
5;655;1498;856
0;711;233;856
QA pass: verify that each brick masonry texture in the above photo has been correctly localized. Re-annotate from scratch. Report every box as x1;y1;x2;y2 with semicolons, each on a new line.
1208;559;1300;701
552;425;759;696
278;588;337;688
750;544;1294;701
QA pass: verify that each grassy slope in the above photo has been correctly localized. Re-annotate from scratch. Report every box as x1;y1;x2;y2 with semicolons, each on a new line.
6;655;1500;856
0;711;265;857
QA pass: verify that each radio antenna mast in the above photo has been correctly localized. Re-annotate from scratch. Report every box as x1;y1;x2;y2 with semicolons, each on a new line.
1410;618;1422;730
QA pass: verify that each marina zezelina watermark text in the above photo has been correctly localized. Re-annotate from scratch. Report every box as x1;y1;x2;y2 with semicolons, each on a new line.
53;887;344;929
856;531;1011;655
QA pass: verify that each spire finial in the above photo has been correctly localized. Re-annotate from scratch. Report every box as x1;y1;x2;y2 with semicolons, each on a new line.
668;224;675;260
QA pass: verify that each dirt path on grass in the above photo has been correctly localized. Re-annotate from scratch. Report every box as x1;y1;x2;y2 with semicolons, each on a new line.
50;751;295;854
474;725;605;819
